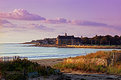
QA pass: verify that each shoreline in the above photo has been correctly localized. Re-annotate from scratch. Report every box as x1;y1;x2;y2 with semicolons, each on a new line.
29;44;121;49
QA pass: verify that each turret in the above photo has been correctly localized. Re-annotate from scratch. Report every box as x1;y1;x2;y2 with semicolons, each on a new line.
65;33;67;37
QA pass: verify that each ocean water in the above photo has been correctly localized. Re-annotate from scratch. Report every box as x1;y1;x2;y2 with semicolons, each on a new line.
0;43;120;60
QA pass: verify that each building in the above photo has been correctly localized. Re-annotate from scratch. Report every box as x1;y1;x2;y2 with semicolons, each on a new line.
30;38;56;45
56;33;82;46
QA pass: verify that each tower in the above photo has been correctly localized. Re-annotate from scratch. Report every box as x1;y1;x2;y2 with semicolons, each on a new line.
65;33;67;37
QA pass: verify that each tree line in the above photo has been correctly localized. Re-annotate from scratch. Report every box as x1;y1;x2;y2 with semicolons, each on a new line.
81;35;121;45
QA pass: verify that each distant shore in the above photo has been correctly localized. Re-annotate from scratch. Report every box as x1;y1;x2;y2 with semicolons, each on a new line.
23;43;121;49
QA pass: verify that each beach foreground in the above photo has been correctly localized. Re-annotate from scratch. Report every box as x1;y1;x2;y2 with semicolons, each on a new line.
31;58;121;80
1;51;121;80
31;58;64;67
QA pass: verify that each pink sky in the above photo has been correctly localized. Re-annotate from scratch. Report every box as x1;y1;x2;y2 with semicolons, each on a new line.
0;0;121;43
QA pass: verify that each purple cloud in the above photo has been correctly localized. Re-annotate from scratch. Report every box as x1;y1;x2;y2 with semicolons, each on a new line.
0;9;119;30
29;24;54;31
0;19;15;28
0;19;10;24
70;20;121;31
45;18;113;28
70;20;108;27
0;9;45;20
45;18;69;24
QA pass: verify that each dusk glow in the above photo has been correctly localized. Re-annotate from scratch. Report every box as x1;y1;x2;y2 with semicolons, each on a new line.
0;0;121;43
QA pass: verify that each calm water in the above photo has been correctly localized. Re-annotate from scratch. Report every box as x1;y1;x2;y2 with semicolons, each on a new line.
0;43;120;59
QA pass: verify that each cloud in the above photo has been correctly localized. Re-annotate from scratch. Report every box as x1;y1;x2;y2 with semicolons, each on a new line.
0;9;46;20
0;9;120;31
70;20;109;27
44;18;115;28
70;20;121;31
0;19;15;28
45;18;70;24
1;22;54;33
29;24;54;31
0;19;10;24
44;17;110;28
0;18;54;32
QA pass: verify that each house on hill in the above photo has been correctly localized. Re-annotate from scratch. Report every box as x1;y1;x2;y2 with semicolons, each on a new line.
56;33;82;46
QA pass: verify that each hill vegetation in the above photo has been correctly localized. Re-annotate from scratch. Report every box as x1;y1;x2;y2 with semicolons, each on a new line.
54;50;121;75
81;35;121;45
0;59;57;80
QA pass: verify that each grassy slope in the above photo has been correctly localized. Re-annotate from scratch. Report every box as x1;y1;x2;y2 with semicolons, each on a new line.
53;50;121;75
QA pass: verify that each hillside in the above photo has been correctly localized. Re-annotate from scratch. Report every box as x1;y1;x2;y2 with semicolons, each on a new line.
54;50;121;75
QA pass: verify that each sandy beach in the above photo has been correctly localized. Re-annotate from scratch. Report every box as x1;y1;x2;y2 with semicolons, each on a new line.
31;58;64;67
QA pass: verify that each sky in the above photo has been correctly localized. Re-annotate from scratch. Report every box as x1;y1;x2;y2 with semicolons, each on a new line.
0;0;121;43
